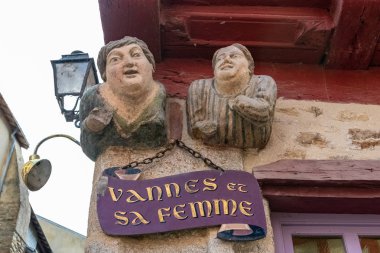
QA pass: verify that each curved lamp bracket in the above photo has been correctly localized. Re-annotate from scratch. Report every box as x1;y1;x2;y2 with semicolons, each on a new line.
22;134;81;191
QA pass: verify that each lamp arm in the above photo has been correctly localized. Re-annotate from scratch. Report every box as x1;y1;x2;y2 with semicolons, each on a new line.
33;134;81;155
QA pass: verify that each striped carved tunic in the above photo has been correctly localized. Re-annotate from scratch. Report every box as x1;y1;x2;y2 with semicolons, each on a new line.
186;75;277;149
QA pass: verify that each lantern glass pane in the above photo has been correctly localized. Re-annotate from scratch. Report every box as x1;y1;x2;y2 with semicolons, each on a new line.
62;95;79;111
84;66;97;91
55;61;89;94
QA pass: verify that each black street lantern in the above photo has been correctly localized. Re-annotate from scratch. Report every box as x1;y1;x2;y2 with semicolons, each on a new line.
51;51;99;127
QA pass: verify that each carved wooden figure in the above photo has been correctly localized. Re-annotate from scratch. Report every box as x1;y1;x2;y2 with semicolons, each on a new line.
187;43;277;149
80;36;167;161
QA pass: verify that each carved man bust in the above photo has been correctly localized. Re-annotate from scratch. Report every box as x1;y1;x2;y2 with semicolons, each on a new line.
187;43;277;149
80;36;167;161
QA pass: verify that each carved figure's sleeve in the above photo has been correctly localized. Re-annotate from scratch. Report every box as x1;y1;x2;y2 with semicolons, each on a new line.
233;76;277;123
79;87;113;134
254;75;277;115
79;87;96;126
187;80;206;131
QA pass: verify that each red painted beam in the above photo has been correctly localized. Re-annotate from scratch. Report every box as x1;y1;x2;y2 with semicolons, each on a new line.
155;59;380;105
371;39;380;66
161;6;334;64
163;0;331;9
98;0;161;61
97;0;380;69
326;0;380;69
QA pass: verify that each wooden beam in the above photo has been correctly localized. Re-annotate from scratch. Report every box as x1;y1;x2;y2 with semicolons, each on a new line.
98;0;161;61
254;159;380;187
155;60;380;106
163;0;331;8
371;39;380;65
264;194;380;214
326;0;380;69
161;5;334;64
254;159;380;214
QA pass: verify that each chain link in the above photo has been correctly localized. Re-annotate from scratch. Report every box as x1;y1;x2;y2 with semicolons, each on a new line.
120;140;225;172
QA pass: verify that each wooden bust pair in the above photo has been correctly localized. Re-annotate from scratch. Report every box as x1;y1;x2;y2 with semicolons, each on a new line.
79;37;277;161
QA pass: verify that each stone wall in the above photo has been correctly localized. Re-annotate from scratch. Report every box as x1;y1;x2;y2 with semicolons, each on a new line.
0;113;30;252
86;98;274;253
0;202;19;252
0;113;11;173
244;98;380;169
10;232;26;253
0;150;21;253
86;97;380;253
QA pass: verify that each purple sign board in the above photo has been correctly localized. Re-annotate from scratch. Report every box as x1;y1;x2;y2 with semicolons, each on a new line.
97;169;266;241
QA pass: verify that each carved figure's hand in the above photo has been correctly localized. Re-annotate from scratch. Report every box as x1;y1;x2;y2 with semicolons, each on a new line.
230;95;270;122
83;106;114;133
193;120;217;139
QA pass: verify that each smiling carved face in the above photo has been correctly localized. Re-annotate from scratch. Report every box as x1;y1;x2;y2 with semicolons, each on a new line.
105;43;154;98
213;45;250;82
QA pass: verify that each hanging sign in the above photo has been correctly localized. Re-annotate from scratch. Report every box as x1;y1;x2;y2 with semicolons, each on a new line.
97;169;266;241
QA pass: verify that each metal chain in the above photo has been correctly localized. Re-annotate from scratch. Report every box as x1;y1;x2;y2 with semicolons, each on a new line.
120;140;225;172
120;141;176;170
175;140;225;172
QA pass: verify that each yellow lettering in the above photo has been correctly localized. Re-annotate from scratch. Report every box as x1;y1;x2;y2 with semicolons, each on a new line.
185;179;199;194
130;211;150;225
227;183;236;191
237;184;248;193
189;201;213;218
157;207;171;223
126;190;147;203
146;186;163;201
114;211;129;225
239;201;253;216
164;183;181;198
108;187;123;202
173;204;188;220
203;178;217;191
213;199;237;216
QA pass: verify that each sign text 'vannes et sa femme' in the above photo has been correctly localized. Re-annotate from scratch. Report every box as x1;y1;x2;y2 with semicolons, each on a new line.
97;169;267;241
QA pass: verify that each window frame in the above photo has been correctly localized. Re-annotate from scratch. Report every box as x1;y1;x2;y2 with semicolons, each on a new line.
272;212;380;253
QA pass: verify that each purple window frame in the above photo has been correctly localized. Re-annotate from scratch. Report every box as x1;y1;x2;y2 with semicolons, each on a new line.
271;212;380;253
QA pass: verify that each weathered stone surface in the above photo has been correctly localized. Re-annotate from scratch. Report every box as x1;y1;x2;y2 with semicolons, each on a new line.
349;128;380;149
0;146;21;253
0;203;19;252
86;97;380;252
296;132;327;147
10;232;26;253
245;98;380;169
167;99;183;140
86;98;274;253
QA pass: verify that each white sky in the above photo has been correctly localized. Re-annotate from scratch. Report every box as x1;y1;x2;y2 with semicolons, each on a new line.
1;1;104;235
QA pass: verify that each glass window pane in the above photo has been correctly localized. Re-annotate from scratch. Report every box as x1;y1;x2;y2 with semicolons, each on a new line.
85;66;97;90
55;62;88;94
293;236;346;253
360;237;380;253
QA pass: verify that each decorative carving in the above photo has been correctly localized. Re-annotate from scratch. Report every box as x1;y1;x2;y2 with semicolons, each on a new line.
187;43;277;149
80;36;167;161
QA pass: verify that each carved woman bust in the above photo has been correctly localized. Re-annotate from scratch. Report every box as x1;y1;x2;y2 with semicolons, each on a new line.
80;36;167;161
